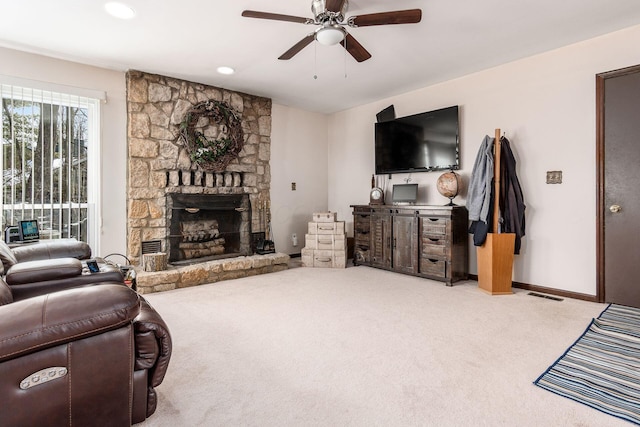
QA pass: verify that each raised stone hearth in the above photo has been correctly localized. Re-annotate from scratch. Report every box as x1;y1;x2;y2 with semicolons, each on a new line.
136;253;290;294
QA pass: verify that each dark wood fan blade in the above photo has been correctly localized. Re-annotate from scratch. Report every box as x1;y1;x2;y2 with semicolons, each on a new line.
340;33;372;63
350;9;422;27
326;0;347;13
242;10;310;24
278;34;315;60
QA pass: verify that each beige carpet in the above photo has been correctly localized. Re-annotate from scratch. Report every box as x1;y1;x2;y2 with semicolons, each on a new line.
140;265;629;426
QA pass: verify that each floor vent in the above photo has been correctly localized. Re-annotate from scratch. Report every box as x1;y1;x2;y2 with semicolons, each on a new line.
528;292;563;302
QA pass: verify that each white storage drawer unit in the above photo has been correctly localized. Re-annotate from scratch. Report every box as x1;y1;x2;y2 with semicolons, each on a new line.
302;212;347;269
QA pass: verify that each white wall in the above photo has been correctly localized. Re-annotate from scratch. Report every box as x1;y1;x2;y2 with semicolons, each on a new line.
328;24;640;296
0;46;127;257
271;104;328;254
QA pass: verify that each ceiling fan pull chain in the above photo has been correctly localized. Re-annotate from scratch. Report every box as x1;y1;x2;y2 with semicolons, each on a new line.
314;40;318;80
344;36;348;79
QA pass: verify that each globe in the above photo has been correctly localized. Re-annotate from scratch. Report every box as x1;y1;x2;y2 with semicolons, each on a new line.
437;171;460;205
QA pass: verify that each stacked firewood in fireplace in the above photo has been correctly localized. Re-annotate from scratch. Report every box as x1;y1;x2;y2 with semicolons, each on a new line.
179;220;226;259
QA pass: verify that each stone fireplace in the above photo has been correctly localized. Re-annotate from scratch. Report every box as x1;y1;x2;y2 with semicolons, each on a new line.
126;70;273;267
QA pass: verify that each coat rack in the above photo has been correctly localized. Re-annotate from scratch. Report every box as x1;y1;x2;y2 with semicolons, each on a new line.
477;128;516;295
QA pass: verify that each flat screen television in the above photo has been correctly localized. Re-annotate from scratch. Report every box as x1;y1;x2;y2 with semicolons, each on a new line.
375;105;459;174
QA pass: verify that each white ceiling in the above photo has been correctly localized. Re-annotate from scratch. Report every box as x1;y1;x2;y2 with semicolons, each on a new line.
1;0;639;114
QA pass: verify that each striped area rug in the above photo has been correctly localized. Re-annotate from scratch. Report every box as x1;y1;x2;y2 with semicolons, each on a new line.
534;304;640;425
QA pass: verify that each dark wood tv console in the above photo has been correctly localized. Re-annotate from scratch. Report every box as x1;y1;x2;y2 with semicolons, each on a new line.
351;205;468;285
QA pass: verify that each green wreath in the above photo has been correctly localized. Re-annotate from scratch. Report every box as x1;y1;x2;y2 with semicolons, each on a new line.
179;100;244;172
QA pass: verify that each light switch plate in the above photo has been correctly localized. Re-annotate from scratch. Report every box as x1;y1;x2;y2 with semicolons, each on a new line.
546;171;562;184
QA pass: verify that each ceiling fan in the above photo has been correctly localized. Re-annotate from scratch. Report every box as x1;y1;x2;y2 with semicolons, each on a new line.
242;0;422;63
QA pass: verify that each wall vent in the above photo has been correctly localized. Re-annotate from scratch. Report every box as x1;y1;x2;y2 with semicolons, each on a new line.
141;239;162;255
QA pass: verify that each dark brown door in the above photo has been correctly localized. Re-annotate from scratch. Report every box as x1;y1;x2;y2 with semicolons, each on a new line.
597;65;640;307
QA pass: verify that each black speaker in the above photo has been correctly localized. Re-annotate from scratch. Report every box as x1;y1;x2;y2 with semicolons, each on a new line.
376;105;396;123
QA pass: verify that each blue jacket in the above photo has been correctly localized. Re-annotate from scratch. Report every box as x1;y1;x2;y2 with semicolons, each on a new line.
467;135;494;222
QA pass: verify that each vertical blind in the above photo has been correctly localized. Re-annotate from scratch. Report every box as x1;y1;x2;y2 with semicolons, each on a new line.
1;84;99;245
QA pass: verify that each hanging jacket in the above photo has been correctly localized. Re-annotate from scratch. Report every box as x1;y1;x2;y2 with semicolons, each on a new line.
498;137;526;254
467;135;494;222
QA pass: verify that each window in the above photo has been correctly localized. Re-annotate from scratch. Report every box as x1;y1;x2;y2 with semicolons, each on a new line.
1;84;100;246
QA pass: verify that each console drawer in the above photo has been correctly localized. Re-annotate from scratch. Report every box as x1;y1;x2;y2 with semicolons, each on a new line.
355;218;370;232
420;258;447;278
422;244;447;258
421;218;448;235
422;235;449;258
355;221;369;232
355;235;370;247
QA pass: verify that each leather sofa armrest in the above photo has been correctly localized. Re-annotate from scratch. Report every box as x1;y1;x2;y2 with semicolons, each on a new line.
5;258;83;286
12;238;91;262
134;297;172;388
0;284;140;363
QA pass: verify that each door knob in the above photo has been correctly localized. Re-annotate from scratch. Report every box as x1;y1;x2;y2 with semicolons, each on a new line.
610;204;622;213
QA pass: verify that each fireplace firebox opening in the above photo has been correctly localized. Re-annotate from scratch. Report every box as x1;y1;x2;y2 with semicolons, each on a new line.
167;193;251;265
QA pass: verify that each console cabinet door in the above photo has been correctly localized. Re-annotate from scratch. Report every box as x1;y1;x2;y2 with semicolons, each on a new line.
371;213;391;268
393;215;418;274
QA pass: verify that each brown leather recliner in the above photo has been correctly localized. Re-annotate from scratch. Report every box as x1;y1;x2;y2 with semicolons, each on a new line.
0;239;124;301
0;278;172;426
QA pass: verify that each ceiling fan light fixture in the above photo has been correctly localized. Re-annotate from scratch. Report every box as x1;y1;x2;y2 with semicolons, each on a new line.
315;25;345;46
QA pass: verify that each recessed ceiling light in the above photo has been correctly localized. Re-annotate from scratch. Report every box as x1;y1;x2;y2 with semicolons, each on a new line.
104;2;136;19
217;66;235;75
